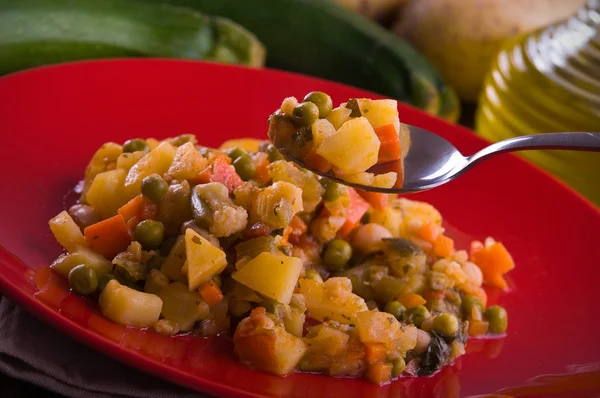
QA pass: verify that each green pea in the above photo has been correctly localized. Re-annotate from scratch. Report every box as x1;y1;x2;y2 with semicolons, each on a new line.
123;138;149;153
134;220;165;250
323;239;352;272
97;273;117;292
292;102;319;127
461;295;485;317
68;264;98;295
391;357;405;378
303;91;333;118
226;146;247;162
305;269;324;283
212;274;222;288
405;305;429;328
322;179;342;202
141;174;168;203
146;255;164;271
384;301;406;321
485;305;508;334
266;144;284;162
432;313;459;336
233;154;256;181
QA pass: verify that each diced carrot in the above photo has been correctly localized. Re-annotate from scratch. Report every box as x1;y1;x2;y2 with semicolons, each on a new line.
199;279;224;306
283;215;308;243
434;235;454;258
305;150;332;174
398;293;426;308
368;158;404;189
423;289;445;303
468;319;490;337
470;240;515;290
253;152;271;185
337;188;370;238
190;166;211;185
139;200;158;220
374;124;401;164
84;214;132;258
364;343;387;365
118;195;157;224
418;221;442;243
366;362;393;385
118;195;145;220
356;190;389;210
210;155;243;193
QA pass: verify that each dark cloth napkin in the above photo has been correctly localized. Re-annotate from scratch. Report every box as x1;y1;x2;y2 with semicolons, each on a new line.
0;297;212;398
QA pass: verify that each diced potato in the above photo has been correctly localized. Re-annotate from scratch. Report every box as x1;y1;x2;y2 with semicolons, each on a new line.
312;119;337;148
280;97;299;117
50;247;112;277
123;142;176;200
146;138;160;150
232;252;302;305
391;198;443;235
252;181;303;229
343;172;375;186
306;325;350;356
357;99;400;135
234;307;307;376
161;235;187;283
298;277;368;324
158;282;209;331
166;142;208;180
219;138;262;152
98;280;163;328
372;172;397;188
317;117;379;174
49;211;88;252
399;123;411;160
326;105;352;130
116;151;146;172
268;161;324;212
185;228;227;290
370;205;403;237
356;310;402;346
84;142;123;181
85;169;128;219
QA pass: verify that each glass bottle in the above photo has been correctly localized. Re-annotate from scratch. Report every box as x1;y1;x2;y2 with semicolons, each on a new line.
476;0;600;206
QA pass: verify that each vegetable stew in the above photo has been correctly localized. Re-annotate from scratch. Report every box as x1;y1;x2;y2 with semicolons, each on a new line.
48;94;514;385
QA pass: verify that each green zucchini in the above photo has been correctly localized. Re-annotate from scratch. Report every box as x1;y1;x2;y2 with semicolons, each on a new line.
0;0;265;76
136;0;459;121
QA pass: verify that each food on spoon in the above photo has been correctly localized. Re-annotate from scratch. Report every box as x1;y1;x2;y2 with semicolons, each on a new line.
48;99;514;384
268;92;410;188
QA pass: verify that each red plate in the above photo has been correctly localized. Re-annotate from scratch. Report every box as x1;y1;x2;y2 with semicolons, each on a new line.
0;59;599;398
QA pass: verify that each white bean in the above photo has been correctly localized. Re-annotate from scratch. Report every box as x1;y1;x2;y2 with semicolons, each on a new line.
352;223;392;253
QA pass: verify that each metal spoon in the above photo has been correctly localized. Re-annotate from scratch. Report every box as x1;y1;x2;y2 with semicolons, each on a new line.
280;127;600;194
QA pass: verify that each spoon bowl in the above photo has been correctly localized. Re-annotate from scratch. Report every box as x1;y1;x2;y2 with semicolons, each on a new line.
284;127;600;194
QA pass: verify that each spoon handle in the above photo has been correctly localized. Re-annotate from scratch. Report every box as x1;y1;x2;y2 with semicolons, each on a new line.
468;132;600;164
